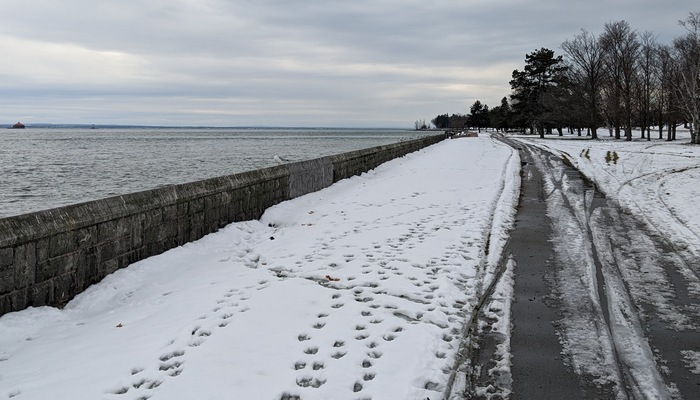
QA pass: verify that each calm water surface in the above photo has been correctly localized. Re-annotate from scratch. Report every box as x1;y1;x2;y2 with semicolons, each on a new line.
1;127;427;217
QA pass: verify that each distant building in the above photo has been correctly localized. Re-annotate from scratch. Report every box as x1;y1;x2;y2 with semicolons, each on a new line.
11;122;25;129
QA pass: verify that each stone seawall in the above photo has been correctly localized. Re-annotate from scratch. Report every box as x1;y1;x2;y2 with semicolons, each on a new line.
0;134;445;316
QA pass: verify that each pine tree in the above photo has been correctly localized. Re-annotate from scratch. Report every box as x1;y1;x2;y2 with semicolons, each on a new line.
509;48;569;138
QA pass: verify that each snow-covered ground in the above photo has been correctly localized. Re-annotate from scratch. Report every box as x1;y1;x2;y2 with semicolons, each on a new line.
524;129;700;267
0;136;521;400
2;129;699;400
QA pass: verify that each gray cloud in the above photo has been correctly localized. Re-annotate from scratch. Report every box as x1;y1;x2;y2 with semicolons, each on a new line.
1;0;697;127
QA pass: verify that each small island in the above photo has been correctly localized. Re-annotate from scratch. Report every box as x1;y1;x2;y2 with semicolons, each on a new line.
10;122;25;129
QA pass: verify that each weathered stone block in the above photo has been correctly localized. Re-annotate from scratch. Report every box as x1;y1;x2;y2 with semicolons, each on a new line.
204;206;220;227
29;280;53;307
133;246;149;261
190;198;205;213
146;241;165;257
144;209;163;228
144;224;169;246
75;225;97;247
101;258;120;277
97;220;118;243
35;238;49;265
191;211;205;228
54;274;75;305
191;226;203;241
10;288;28;311
176;202;189;217
160;222;177;244
83;249;99;284
131;222;144;249
54;252;79;276
96;240;119;263
115;217;134;238
49;231;77;258
0;248;13;268
0;267;14;294
35;260;56;284
162;205;177;222
14;242;37;286
0;293;13;315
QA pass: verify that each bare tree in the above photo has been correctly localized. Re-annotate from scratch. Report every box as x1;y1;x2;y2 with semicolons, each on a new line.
656;45;677;140
672;12;700;144
601;20;640;141
414;119;429;130
562;29;605;139
637;31;658;140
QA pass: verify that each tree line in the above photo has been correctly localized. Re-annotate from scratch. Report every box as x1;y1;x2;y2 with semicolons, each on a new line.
428;11;700;144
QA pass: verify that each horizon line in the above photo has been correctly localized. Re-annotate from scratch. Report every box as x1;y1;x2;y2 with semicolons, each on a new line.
7;123;419;130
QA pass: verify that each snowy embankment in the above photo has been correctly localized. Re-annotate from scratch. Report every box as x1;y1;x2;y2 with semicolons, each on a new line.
0;135;519;400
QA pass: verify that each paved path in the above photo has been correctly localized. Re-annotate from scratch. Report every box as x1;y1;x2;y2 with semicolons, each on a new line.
473;137;700;399
507;144;585;399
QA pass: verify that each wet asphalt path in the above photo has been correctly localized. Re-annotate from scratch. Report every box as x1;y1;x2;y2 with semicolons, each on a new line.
507;144;587;399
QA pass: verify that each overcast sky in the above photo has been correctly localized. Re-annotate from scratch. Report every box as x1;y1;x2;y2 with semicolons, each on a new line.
1;1;697;128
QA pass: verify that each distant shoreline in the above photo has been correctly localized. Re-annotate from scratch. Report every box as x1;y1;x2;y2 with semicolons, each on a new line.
7;124;411;130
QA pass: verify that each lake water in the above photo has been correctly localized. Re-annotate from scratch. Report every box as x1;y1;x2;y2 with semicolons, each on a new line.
0;127;428;218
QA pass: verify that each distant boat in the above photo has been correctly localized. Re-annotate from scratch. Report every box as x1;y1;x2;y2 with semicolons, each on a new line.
10;122;25;129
